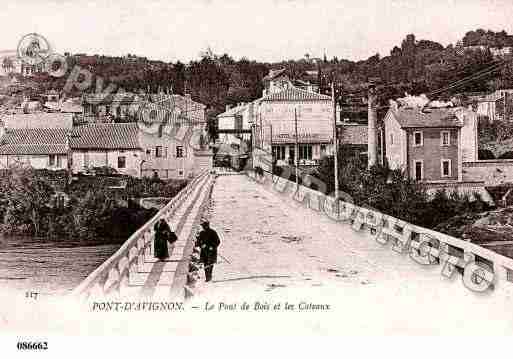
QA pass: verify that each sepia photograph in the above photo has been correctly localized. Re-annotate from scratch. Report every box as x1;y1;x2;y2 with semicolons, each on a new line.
1;0;513;356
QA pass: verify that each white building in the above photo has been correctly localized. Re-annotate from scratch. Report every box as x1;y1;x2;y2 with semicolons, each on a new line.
256;86;334;167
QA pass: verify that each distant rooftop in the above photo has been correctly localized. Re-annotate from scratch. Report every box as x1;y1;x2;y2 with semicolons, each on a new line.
0;128;68;155
70;123;141;150
261;87;331;102
391;107;464;128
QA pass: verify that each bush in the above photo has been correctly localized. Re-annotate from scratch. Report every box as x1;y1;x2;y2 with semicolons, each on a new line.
478;149;495;160
498;151;513;159
0;166;186;241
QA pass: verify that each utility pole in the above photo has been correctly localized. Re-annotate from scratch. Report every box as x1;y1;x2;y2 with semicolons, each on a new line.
368;84;378;169
269;124;273;178
294;107;299;190
331;81;339;200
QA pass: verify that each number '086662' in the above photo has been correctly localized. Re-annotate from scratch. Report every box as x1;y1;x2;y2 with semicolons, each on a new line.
16;342;48;350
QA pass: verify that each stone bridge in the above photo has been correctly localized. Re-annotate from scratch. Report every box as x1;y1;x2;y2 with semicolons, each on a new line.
72;168;513;333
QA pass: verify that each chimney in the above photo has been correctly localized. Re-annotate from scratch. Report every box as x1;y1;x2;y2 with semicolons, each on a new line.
368;85;378;169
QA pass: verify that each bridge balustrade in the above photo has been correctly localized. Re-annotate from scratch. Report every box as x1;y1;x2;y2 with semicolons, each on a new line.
248;170;513;291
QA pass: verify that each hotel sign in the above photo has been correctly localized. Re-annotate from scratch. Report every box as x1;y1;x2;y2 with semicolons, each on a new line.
275;133;322;139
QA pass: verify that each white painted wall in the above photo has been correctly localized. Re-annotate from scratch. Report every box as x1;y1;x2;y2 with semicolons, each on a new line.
384;111;405;170
0;154;67;170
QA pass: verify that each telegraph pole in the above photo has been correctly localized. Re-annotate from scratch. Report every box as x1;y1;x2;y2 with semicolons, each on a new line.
294;107;299;189
368;84;378;169
331;82;339;200
269;124;273;179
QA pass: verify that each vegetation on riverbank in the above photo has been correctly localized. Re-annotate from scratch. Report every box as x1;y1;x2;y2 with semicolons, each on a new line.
0;166;187;241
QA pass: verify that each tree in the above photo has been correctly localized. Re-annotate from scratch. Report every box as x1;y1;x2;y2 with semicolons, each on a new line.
1;166;54;237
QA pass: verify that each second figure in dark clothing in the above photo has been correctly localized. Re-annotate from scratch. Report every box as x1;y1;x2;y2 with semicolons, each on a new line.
196;220;220;282
154;219;178;260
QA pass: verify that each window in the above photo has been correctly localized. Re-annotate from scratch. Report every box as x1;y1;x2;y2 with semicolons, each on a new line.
414;160;423;181
117;156;126;169
272;145;286;160
289;146;295;161
390;134;394;145
320;144;326;155
176;146;184;158
440;131;450;146
49;155;56;166
299;145;313;160
413;131;423;147
56;156;62;167
441;159;451;177
155;146;163;158
146;149;151;155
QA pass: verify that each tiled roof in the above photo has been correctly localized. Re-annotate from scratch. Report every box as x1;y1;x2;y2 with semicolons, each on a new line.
392;108;463;128
0;128;68;154
71;123;141;150
339;124;368;145
261;87;332;102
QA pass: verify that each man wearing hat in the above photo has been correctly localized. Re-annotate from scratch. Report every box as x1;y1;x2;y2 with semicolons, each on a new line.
196;220;221;282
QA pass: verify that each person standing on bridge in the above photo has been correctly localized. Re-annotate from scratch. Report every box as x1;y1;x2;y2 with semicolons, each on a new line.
153;219;177;261
196;220;220;282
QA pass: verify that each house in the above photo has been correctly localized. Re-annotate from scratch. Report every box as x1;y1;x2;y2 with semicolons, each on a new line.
257;86;334;167
0;127;69;170
69;123;142;176
262;68;319;96
384;101;478;183
82;93;142;122
0;119;211;179
216;102;253;144
82;92;206;125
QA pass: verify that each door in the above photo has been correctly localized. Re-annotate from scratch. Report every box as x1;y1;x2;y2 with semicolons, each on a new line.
414;161;422;181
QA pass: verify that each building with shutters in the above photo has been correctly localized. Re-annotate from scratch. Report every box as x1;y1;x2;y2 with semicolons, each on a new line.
383;102;478;183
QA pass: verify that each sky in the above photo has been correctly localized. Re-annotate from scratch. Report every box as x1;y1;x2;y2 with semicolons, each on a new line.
1;0;513;63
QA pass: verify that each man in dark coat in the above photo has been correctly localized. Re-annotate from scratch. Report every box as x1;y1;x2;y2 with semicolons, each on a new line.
196;220;220;282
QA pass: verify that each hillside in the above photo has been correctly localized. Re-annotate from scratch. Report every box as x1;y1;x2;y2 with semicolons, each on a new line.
9;28;512;131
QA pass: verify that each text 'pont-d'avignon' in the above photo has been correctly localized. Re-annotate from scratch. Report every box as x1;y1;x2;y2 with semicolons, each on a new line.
91;302;185;312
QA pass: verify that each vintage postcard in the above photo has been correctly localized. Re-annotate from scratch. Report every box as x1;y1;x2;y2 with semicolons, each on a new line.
1;0;513;356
